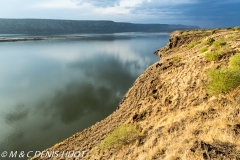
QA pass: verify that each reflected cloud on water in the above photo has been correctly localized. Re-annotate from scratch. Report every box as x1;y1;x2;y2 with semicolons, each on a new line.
0;33;169;155
1;54;145;153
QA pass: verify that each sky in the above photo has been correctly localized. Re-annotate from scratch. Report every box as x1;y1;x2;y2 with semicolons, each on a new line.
0;0;239;28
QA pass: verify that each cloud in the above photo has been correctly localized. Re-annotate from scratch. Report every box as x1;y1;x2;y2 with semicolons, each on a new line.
176;0;240;27
32;0;79;9
76;0;121;7
129;0;240;27
0;0;239;27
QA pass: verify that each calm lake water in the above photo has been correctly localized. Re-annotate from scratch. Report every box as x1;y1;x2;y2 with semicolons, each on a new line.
0;32;169;156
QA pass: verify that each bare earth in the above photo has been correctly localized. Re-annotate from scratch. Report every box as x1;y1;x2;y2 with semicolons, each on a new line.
31;28;240;160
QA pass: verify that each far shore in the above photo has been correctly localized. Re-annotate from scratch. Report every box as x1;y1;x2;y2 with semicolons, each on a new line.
0;36;83;42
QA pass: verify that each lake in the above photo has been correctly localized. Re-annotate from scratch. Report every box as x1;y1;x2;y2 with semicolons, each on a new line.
0;32;170;156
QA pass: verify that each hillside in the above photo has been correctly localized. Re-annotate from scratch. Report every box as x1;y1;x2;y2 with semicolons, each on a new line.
31;27;240;160
0;19;198;34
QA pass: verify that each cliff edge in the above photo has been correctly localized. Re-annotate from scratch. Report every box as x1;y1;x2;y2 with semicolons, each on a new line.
31;28;240;160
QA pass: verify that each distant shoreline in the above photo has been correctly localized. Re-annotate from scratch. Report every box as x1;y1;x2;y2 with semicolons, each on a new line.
0;32;171;42
0;36;84;42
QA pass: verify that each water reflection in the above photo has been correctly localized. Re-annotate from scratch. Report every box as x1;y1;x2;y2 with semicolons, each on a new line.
5;103;29;124
1;55;140;154
0;33;170;156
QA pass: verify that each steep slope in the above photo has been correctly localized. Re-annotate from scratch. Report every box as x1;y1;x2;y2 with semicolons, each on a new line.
31;28;240;160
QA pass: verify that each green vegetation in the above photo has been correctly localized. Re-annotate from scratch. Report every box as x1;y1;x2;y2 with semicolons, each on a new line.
234;26;240;31
199;47;208;53
205;38;215;46
213;40;226;47
188;44;194;49
183;31;189;35
204;45;232;61
100;124;140;152
188;41;201;49
217;46;232;55
226;34;237;40
195;41;201;45
204;52;219;61
204;33;210;36
172;56;179;62
229;53;240;69
211;30;216;34
206;69;240;95
206;53;240;95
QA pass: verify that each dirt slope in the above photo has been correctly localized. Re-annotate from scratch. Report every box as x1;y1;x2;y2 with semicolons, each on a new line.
31;28;240;160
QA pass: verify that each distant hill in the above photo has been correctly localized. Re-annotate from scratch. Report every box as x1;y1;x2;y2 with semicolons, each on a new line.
0;19;199;34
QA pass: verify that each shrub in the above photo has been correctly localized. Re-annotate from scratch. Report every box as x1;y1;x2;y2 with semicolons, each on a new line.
204;52;219;61
206;68;240;95
206;53;240;95
213;40;226;47
229;53;240;69
100;124;140;152
199;47;208;53
205;38;215;46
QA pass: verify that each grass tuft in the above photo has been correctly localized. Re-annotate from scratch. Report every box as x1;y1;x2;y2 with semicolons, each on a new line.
188;44;194;49
226;34;237;41
100;124;140;152
199;47;208;53
172;56;180;62
229;53;240;69
213;40;226;47
194;41;201;45
206;53;240;95
205;38;215;46
211;30;216;34
216;46;232;55
187;41;201;49
204;52;219;61
206;68;240;95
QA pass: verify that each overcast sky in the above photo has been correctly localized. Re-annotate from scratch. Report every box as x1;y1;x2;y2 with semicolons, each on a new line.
0;0;239;28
